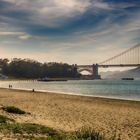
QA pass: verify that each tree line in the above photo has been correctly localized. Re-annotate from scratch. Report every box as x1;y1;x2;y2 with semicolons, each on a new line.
0;58;80;79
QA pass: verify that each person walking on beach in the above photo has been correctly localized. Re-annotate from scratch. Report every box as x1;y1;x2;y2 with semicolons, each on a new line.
9;85;12;88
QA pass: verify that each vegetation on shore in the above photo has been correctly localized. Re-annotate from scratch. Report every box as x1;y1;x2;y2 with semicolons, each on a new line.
0;105;106;140
2;106;27;115
0;115;15;123
0;119;105;140
0;58;80;79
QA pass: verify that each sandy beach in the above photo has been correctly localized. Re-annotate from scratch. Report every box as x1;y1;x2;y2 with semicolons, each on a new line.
0;88;140;139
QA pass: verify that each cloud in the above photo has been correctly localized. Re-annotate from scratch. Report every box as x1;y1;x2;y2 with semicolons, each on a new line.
0;31;24;36
2;0;15;3
92;1;113;10
0;0;140;65
0;31;33;41
0;0;91;26
0;0;139;34
18;34;32;40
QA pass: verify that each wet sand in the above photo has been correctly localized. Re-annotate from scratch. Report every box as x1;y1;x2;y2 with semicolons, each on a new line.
0;88;140;139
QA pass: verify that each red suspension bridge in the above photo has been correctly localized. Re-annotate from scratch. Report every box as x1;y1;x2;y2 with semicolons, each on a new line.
76;43;140;79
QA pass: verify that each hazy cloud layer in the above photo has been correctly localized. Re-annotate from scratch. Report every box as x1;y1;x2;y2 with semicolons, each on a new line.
0;0;140;64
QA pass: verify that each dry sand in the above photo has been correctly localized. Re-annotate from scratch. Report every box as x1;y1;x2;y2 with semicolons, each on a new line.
0;88;139;140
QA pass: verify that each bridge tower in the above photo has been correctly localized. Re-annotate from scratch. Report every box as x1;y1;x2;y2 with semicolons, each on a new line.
92;64;101;79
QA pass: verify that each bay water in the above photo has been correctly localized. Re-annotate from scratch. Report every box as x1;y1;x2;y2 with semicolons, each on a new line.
0;80;140;101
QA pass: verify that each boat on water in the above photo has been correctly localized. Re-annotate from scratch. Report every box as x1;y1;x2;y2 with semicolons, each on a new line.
38;79;67;82
121;78;134;80
37;77;67;82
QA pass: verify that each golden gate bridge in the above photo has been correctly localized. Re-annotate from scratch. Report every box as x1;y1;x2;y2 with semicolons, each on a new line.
76;43;140;79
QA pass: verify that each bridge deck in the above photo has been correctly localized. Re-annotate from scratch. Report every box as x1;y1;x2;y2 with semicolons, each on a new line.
99;64;140;68
78;64;140;68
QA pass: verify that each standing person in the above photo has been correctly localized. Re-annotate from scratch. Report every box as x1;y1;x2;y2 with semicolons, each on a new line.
9;85;12;88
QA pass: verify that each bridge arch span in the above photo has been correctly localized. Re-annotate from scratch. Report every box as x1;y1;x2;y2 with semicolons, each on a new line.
77;68;93;75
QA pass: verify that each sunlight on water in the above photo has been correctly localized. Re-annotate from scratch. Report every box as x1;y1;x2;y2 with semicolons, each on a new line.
0;80;140;101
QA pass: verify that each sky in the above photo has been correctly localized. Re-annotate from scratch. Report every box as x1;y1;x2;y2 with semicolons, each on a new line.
0;0;140;65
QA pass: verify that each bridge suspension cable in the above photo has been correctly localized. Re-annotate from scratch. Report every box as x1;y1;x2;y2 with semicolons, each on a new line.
99;43;140;65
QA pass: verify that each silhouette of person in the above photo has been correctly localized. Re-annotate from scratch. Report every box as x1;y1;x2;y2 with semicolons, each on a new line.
9;85;12;88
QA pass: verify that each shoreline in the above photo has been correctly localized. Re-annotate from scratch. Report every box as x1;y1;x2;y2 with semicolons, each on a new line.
0;79;140;102
0;87;140;102
0;88;140;139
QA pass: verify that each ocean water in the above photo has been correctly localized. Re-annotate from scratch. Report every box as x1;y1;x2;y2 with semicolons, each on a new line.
0;80;140;101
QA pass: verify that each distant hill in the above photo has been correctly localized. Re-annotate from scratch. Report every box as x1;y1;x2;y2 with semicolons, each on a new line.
100;67;140;79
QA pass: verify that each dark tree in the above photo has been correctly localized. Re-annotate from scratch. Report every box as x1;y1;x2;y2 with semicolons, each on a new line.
0;58;80;79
